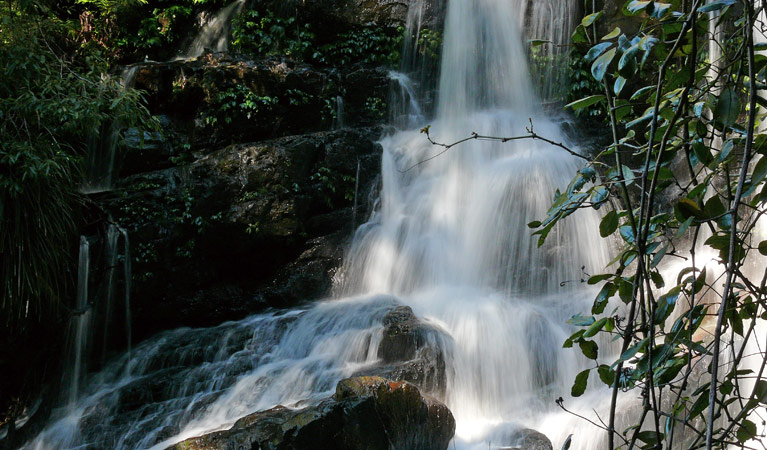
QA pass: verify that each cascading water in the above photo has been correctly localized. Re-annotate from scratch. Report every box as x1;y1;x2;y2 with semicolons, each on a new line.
27;1;626;449
180;0;245;59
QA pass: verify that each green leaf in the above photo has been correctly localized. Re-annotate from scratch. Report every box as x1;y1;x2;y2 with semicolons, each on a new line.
565;95;606;111
579;339;599;359
571;369;590;397
752;156;767;185
619;225;635;243
758;241;767;256
626;0;652;14
619;337;648;363
614;76;627;95
636;431;662;445
568;314;596;327
677;198;703;219
737;419;757;443
698;0;736;13
654;286;681;325
585;42;613;62
529;39;551;47
591;48;616;82
588;274;612;285
598;365;615;386
581;11;604;27
600;210;619;237
714;88;742;129
602;27;621;40
592;283;616;314
583;318;608;338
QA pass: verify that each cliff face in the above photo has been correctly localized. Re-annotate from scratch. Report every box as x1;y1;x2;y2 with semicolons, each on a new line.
105;1;443;343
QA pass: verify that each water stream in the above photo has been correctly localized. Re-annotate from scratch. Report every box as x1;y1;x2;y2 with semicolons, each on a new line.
28;0;633;449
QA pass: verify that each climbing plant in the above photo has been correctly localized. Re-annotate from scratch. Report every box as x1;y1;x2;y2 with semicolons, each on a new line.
535;1;767;449
422;0;767;448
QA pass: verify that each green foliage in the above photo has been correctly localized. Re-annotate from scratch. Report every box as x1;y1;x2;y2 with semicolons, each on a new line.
537;1;767;448
231;6;403;67
231;9;315;59
1;2;154;328
417;28;442;60
201;84;278;126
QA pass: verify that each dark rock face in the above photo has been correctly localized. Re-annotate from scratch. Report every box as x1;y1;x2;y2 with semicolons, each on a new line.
128;54;391;151
105;127;383;341
167;376;455;450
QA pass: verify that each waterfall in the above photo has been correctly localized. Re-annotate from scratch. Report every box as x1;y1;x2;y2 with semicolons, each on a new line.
388;71;425;128
180;0;245;59
27;1;616;449
63;237;92;407
522;0;579;102
333;96;345;129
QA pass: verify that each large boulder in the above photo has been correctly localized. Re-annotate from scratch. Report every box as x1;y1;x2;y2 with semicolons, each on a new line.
167;376;455;450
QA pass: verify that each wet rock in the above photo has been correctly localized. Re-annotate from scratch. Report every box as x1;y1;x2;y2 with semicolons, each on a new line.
166;376;455;450
105;128;382;341
129;54;391;149
379;306;435;361
504;428;554;450
354;305;448;397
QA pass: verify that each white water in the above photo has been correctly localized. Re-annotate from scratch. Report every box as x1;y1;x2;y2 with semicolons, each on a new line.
27;0;625;449
180;0;245;59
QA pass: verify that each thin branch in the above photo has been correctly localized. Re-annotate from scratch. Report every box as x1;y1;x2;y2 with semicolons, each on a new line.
405;120;589;173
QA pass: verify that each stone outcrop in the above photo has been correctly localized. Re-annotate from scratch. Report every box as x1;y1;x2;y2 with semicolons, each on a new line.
126;54;390;152
105;127;383;340
357;305;448;397
167;376;455;450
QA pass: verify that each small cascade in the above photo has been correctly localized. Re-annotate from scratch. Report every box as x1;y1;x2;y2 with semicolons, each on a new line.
58;225;134;418
180;0;245;59
118;225;133;359
393;0;443;119
63;236;92;407
522;0;579;102
388;71;425;128
332;95;345;129
99;225;133;365
120;65;139;89
80;125;120;194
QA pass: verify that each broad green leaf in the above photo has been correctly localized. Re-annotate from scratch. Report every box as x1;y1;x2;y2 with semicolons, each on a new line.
568;314;596;327
571;369;590;397
602;27;621;40
598;365;615;386
626;0;652;14
581;11;604;27
585;42;613;62
714;88;742;129
583;318;608;338
579;339;599;359
614;76;627;95
698;0;736;13
591;48;616;82
737;419;757;443
600;210;619;237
